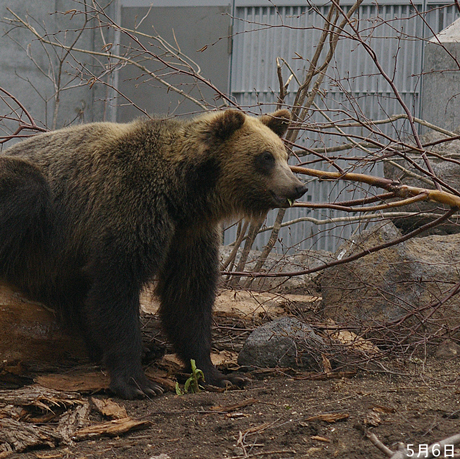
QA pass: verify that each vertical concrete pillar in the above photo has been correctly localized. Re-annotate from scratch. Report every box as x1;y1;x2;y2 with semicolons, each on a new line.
421;17;460;132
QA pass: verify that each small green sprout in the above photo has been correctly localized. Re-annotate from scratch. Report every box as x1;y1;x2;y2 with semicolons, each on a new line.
175;359;205;395
287;198;294;207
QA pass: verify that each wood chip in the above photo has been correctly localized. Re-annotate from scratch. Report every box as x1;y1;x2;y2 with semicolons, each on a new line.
226;412;249;418
57;401;91;444
311;435;331;443
144;368;177;392
90;398;127;420
0;385;82;406
34;452;68;459
0;417;61;452
74;418;151;440
305;413;349;423
242;421;273;436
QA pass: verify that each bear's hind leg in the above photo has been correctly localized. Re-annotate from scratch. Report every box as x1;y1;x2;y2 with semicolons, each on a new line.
157;227;247;388
0;157;53;282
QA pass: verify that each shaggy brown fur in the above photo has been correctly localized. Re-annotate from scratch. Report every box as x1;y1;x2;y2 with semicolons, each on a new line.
0;110;307;398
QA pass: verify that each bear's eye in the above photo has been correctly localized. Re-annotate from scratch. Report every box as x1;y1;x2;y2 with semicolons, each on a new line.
262;152;274;162
255;151;275;175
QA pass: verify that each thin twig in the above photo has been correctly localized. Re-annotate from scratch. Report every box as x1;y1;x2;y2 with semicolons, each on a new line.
224;207;458;278
366;431;394;457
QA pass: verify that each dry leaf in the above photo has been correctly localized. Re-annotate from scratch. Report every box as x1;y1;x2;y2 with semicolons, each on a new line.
321;354;332;373
328;330;380;355
211;350;239;367
372;404;396;414
365;411;381;427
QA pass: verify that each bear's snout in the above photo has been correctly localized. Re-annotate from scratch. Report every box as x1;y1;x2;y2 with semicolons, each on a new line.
269;178;308;208
282;181;308;207
270;167;308;207
291;183;308;201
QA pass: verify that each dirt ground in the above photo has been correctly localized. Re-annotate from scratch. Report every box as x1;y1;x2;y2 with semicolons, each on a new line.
2;289;460;459
4;359;460;459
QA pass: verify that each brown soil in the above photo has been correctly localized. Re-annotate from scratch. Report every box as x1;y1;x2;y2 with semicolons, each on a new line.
2;289;460;459
8;359;460;459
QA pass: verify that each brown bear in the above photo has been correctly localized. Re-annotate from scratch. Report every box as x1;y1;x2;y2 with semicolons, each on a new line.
0;109;307;399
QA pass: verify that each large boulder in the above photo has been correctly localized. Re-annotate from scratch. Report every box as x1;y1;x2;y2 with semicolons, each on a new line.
320;221;460;331
383;129;460;234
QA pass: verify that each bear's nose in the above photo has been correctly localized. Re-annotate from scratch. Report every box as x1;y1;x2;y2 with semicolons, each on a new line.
293;183;308;200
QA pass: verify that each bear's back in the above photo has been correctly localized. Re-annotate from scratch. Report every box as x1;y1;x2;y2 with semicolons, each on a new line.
5;122;137;169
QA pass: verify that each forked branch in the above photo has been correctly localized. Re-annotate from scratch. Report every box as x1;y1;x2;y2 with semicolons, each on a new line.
290;165;460;208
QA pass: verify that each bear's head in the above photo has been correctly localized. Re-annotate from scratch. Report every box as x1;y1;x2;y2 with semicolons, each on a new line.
201;109;307;220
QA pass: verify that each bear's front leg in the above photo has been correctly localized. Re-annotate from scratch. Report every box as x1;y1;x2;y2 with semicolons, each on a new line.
157;227;248;388
84;270;163;399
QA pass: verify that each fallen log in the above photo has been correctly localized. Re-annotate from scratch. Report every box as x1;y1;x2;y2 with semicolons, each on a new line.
0;282;87;365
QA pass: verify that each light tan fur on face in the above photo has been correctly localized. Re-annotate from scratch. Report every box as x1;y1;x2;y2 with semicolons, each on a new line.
239;115;289;161
205;112;305;219
243;116;297;193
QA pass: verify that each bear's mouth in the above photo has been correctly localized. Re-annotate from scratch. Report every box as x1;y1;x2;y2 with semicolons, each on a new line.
269;191;294;208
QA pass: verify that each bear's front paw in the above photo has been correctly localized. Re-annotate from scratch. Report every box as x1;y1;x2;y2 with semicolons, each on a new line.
110;374;164;400
206;370;250;389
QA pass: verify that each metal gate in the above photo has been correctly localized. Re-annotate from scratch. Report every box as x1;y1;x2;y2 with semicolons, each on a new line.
225;1;460;253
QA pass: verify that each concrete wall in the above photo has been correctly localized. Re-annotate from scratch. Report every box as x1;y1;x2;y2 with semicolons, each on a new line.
422;17;460;132
0;0;232;133
117;4;232;120
0;0;117;136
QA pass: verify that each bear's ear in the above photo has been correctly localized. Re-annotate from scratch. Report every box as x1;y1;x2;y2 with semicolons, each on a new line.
208;110;246;141
260;109;291;137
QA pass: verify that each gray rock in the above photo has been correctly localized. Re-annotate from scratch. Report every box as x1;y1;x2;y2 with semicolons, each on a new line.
237;317;324;369
321;220;460;329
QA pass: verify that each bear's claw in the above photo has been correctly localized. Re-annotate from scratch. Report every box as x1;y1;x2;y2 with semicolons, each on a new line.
110;376;164;400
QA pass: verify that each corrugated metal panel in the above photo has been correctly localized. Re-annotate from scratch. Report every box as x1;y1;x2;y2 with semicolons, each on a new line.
225;2;460;253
